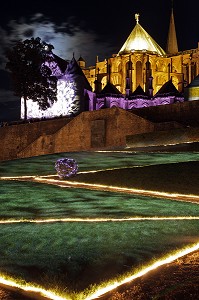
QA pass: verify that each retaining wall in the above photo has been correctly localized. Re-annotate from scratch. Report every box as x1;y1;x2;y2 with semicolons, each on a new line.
0;107;154;161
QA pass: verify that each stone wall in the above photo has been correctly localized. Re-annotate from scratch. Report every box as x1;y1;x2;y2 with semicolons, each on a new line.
2;101;199;162
125;100;199;149
126;127;199;149
0;107;154;161
0;117;72;161
132;100;199;126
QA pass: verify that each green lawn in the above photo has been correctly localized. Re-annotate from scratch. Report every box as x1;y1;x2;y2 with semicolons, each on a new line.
0;151;198;299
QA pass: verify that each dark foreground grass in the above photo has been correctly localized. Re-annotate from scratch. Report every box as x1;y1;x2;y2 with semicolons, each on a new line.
0;220;198;298
68;161;199;196
101;250;199;300
0;180;199;219
1;151;199;177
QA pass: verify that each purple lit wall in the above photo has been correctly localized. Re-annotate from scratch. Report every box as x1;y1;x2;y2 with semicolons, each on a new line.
86;93;184;111
20;52;185;120
21;77;78;119
21;55;81;120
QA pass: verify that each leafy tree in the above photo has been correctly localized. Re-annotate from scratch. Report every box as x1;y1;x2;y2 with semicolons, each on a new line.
6;37;57;120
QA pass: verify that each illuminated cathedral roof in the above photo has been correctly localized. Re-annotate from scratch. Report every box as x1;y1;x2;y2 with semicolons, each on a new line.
118;13;166;56
187;74;199;87
99;82;122;96
129;85;149;99
154;79;183;97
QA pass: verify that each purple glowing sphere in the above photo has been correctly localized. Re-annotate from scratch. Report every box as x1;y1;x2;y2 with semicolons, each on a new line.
55;158;78;179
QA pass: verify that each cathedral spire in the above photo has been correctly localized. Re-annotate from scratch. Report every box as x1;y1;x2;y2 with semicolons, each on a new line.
166;2;178;54
118;13;166;56
135;13;139;24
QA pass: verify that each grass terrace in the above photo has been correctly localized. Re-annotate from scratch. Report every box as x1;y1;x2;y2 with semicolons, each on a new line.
0;151;198;299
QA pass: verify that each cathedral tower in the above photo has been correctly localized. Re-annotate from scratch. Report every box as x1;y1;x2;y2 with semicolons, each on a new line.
82;6;198;97
166;4;178;54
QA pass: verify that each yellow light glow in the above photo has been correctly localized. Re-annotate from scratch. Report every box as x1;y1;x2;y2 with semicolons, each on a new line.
0;244;198;300
0;216;199;224
86;242;199;300
0;171;198;300
0;275;67;300
2;167;198;204
34;176;199;204
0;175;35;180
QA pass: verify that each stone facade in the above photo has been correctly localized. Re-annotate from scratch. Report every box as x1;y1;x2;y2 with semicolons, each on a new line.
2;10;199;162
83;48;199;97
2;101;199;161
82;11;199;97
0;107;154;161
2;100;199;162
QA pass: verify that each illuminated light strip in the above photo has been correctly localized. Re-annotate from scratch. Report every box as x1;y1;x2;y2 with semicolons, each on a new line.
0;174;198;299
1;244;199;300
95;150;160;153
0;216;199;224
76;166;148;174
0;276;67;300
0;166;146;180
125;141;198;149
78;168;132;174
1;174;199;203
94;150;140;153
31;167;145;177
0;175;35;180
34;177;199;203
86;242;199;300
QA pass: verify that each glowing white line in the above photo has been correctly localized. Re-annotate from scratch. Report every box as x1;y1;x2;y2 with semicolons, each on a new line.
0;166;145;179
0;244;198;300
86;242;199;300
4;174;199;203
34;177;199;203
1;169;199;298
0;216;199;224
0;276;67;300
94;150;139;153
0;160;198;300
0;175;35;180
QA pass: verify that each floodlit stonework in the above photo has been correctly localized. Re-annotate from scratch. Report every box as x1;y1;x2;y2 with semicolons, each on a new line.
82;11;199;99
1;7;198;162
20;8;199;120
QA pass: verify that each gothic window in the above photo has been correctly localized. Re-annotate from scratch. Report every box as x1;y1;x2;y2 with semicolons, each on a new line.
156;61;163;72
191;62;196;81
112;75;121;85
172;77;179;90
112;62;122;73
183;64;189;83
117;63;122;72
101;76;107;88
126;61;132;78
136;61;142;88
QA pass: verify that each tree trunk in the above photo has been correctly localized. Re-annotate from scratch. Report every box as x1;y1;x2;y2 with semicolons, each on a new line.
24;96;27;120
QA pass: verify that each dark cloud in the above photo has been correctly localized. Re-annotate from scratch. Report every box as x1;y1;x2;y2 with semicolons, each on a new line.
0;70;11;90
0;13;115;72
0;89;19;102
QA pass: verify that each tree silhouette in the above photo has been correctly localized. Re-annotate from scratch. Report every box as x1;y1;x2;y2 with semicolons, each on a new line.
6;37;57;120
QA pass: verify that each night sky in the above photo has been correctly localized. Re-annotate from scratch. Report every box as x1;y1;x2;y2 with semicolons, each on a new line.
0;0;198;119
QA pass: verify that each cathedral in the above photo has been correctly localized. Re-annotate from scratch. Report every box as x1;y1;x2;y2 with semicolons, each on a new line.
21;7;199;119
81;8;199;110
